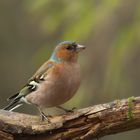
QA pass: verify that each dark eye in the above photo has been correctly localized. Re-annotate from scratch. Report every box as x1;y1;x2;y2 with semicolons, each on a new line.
66;46;74;50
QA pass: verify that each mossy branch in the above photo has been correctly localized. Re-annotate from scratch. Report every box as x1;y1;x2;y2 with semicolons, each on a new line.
0;96;140;140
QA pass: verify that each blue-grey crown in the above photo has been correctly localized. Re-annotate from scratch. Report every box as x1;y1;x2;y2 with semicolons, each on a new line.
58;41;77;46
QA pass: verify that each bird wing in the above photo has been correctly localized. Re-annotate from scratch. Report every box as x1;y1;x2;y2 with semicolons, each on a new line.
7;60;55;102
29;60;55;82
3;60;55;111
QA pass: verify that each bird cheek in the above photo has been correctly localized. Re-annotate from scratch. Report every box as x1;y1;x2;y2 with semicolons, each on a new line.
57;50;69;60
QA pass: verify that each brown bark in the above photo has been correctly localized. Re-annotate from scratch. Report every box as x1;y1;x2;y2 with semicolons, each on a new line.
0;96;140;140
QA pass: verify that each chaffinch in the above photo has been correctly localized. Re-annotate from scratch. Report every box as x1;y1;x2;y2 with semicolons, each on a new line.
3;41;86;121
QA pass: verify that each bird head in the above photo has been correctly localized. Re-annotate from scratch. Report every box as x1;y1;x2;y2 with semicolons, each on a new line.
51;41;86;62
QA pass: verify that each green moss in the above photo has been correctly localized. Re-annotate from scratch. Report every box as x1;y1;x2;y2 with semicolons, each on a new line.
127;96;135;120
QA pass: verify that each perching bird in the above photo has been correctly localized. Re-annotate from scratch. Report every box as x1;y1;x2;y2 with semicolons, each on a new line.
3;41;86;120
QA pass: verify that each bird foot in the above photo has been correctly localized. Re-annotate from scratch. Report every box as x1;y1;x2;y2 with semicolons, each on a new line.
65;107;77;113
57;106;77;113
40;113;52;122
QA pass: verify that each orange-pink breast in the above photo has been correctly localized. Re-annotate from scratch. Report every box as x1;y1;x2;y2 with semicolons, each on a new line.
26;62;81;108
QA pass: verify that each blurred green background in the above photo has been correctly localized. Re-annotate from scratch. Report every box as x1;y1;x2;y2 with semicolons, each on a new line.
0;0;140;139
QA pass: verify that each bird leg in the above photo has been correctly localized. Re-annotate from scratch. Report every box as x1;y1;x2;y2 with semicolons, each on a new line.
37;107;52;122
40;112;51;122
57;106;76;113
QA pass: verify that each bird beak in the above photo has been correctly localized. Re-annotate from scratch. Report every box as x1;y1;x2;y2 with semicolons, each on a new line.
76;44;86;52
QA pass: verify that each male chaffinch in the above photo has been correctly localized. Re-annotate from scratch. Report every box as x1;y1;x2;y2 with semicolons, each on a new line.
3;41;86;121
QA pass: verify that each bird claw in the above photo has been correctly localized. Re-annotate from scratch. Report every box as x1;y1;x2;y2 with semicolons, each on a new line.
57;106;77;113
66;107;77;113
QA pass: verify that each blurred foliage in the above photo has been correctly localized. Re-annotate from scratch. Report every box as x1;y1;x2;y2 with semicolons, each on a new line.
0;0;140;139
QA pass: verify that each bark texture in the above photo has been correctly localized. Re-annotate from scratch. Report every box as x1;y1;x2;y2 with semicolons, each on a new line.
0;96;140;140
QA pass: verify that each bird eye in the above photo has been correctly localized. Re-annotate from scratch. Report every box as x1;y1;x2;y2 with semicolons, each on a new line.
66;46;74;51
66;43;78;51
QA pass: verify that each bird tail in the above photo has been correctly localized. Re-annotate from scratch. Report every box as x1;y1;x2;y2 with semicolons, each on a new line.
3;100;23;111
3;84;32;111
3;93;23;111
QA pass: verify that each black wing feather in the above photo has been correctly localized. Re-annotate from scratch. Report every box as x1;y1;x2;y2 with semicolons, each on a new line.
7;93;20;101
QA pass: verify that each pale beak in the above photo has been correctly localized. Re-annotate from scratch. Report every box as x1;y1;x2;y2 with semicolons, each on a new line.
76;44;86;52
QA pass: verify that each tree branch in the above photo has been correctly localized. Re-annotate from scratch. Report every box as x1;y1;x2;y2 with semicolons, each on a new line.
0;96;140;140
